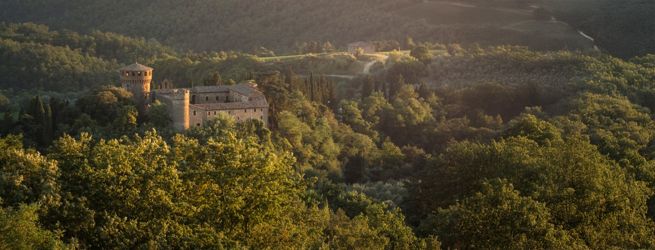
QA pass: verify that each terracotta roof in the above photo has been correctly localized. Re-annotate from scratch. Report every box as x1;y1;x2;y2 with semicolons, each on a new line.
120;63;153;71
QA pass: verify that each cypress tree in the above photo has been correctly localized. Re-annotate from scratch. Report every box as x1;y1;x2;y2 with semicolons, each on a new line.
42;103;53;145
361;75;375;99
418;82;431;99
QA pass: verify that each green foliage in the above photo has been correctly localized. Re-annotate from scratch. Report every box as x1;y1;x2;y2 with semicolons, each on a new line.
0;204;69;250
548;0;655;58
0;135;58;207
427;179;580;249
45;130;306;247
145;100;171;130
3;25;655;248
0;38;116;90
409;119;655;248
76;86;134;124
410;46;433;65
566;93;655;166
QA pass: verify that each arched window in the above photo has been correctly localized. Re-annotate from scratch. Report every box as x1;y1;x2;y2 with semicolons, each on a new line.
193;111;197;116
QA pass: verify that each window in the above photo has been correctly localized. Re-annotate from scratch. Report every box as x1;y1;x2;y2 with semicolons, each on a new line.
253;108;256;112
214;111;216;115
216;96;219;101
244;109;247;113
208;112;210;115
131;72;135;76
197;123;200;127
205;96;209;101
193;111;196;116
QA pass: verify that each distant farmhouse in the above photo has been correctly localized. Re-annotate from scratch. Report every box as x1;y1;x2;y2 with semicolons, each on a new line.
120;63;269;131
347;41;376;54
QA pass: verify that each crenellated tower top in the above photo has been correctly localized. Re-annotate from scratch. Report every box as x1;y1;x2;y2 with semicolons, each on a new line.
120;63;153;110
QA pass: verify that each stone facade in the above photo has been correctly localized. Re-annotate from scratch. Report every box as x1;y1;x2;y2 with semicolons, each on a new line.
119;63;269;131
120;63;153;112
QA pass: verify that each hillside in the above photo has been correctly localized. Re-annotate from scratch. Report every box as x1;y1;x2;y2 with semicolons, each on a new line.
0;0;596;53
0;23;175;91
545;0;655;58
2;20;655;248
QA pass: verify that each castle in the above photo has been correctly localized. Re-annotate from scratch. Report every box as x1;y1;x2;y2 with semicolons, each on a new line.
120;63;269;131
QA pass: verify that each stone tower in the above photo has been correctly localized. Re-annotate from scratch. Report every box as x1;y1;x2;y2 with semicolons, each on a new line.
120;63;153;110
161;89;190;131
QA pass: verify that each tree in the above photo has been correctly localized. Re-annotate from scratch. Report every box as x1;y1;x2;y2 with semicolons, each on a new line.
0;93;9;112
360;75;376;99
405;37;416;49
425;179;581;249
408;120;655;248
0;135;59;207
0;205;69;250
410;46;432;65
203;72;223;86
145;100;171;129
46;130;311;248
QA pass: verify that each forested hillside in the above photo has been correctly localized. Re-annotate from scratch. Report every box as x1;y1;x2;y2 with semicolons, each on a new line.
2;20;655;247
0;23;174;91
547;0;655;58
0;0;598;54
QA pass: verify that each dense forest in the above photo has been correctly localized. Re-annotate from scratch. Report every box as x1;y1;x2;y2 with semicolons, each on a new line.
547;0;655;58
1;20;655;248
0;0;620;54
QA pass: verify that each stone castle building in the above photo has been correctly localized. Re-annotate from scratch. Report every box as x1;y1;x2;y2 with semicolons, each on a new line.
120;63;269;131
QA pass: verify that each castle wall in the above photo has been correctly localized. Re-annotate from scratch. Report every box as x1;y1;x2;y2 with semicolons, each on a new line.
154;89;190;131
189;105;205;128
189;106;268;127
119;63;269;130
